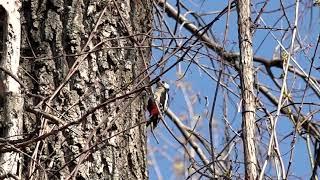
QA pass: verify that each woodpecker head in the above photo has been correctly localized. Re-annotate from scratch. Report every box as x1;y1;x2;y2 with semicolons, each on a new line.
157;80;170;90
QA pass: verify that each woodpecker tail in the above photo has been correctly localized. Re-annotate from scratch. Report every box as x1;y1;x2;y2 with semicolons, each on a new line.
147;115;159;128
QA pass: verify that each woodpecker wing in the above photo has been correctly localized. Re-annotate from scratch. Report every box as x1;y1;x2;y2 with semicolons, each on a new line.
154;87;162;104
160;89;168;110
153;87;163;108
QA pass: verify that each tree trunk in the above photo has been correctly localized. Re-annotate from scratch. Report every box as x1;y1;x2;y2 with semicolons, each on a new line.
237;0;258;179
0;0;152;179
0;1;24;179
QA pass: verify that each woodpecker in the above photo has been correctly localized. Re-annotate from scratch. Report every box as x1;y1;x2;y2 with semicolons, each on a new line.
147;81;170;128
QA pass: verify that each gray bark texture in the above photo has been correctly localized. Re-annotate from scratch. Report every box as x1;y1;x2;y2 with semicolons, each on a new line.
237;0;258;179
0;0;152;179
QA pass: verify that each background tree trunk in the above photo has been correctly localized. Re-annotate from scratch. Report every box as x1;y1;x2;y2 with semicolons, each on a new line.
1;0;152;179
237;0;258;179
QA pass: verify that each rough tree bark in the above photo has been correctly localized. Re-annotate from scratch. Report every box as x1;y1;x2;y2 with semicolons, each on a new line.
237;0;258;179
0;1;23;179
0;0;152;179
